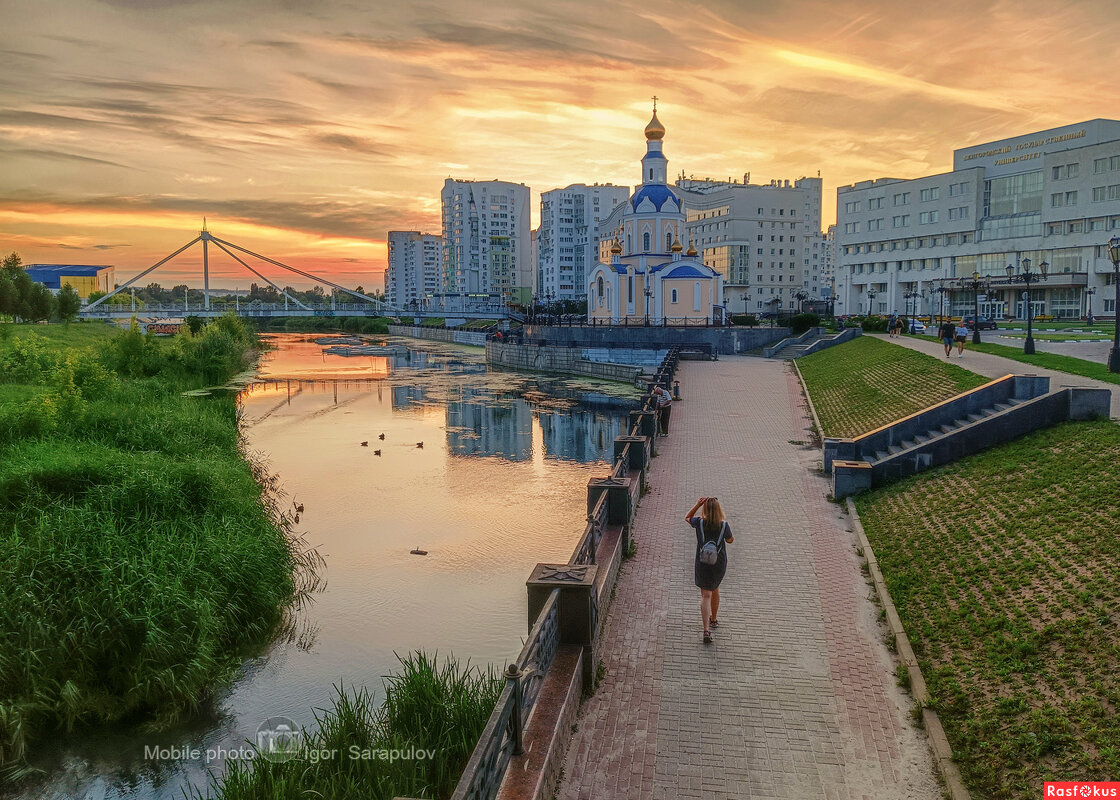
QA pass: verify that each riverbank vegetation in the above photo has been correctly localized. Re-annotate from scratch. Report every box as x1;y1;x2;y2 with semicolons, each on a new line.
798;338;1120;797
796;336;989;437
0;317;315;780
201;652;500;800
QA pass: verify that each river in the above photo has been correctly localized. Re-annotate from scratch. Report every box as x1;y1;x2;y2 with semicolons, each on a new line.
16;333;638;800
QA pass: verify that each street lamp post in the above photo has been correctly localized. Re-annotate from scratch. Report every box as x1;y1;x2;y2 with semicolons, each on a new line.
1005;257;1049;356
793;289;809;314
867;287;877;318
1086;286;1096;325
904;288;921;333
935;282;951;333
957;271;989;344
1108;236;1120;373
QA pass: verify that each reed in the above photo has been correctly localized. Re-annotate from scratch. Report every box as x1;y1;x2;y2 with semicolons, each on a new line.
0;317;317;778
204;652;501;800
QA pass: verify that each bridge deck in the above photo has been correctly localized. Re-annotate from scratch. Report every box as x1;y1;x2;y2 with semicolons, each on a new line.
558;357;940;800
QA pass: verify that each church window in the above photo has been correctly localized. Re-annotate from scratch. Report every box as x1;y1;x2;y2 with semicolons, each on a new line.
649;168;653;180
671;289;678;303
628;275;633;303
666;232;672;250
694;282;701;311
643;232;651;252
597;276;604;298
627;234;632;252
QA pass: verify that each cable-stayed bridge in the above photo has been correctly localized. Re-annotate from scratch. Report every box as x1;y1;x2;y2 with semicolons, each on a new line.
79;226;518;321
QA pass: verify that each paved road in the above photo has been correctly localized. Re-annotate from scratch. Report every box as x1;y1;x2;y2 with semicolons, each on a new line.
558;357;940;800
878;332;1119;420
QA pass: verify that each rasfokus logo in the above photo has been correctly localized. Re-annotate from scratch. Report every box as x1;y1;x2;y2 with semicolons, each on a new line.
1045;783;1120;797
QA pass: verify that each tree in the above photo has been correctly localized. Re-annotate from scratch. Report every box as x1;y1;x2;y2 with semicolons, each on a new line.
0;269;16;319
56;284;81;322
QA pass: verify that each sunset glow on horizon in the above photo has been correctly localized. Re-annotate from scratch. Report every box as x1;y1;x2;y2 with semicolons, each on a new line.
3;0;1119;289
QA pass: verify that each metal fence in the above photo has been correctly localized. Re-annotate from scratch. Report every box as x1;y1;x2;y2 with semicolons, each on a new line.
449;347;680;800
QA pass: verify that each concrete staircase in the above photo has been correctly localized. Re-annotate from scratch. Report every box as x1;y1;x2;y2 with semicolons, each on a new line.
825;374;1111;498
764;326;861;359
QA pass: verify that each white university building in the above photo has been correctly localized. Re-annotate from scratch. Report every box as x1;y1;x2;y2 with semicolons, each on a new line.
441;179;532;299
386;231;443;308
537;183;630;302
835;119;1120;321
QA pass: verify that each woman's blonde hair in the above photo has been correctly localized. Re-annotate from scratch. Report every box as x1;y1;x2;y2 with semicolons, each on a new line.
702;497;725;526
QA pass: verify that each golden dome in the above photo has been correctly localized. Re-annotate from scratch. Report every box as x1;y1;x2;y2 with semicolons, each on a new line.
686;235;697;256
610;237;623;255
644;109;665;141
670;236;682;253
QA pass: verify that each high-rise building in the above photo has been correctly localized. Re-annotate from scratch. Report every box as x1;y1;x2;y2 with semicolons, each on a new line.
538;183;629;301
386;231;443;308
834;119;1120;321
440;179;531;299
674;176;824;315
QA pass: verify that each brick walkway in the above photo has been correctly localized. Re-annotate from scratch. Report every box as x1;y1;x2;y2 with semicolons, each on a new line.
874;332;1120;420
558;357;940;800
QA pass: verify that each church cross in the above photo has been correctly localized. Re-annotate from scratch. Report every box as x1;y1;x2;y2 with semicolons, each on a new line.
652;95;658;111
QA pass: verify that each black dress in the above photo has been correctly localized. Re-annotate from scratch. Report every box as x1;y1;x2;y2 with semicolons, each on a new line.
689;517;731;590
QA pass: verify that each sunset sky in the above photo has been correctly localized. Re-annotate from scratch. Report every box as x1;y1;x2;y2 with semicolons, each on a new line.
2;0;1119;289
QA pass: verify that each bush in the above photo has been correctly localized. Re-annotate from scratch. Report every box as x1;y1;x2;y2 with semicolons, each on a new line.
790;313;821;334
860;315;889;332
730;314;757;327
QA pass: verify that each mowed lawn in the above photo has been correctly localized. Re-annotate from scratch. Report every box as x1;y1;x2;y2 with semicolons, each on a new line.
797;336;990;437
856;422;1120;797
798;338;1120;798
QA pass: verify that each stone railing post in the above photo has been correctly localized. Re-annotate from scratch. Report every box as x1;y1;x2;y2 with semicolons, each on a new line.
526;564;600;687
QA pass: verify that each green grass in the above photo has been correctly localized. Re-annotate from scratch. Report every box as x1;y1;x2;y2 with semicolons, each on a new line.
965;341;1120;387
797;336;990;437
999;332;1116;342
199;652;501;800
0;320;119;349
854;421;1120;798
0;320;313;778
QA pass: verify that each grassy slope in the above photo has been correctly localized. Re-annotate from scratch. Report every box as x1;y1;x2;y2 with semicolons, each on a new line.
796;336;990;437
856;423;1120;797
799;336;1120;798
967;341;1120;387
0;321;306;775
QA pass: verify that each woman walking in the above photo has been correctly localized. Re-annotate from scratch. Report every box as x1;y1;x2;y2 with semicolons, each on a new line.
685;496;733;644
954;320;969;357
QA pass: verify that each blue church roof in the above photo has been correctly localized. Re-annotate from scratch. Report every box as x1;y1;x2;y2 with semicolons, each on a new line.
660;264;712;279
630;184;681;212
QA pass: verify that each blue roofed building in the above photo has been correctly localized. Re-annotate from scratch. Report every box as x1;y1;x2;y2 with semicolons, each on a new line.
587;107;722;324
24;264;115;298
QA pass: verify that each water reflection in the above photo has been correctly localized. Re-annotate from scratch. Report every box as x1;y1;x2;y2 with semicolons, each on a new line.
12;334;638;800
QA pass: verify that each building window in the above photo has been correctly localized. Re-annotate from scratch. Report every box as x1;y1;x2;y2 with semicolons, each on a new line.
597;276;604;298
1052;163;1080;180
920;211;940;224
643;232;650;252
1050;191;1079;208
671;288;678;303
868;197;883;210
893;192;910;206
920;187;940;202
666;232;673;251
627;275;633;303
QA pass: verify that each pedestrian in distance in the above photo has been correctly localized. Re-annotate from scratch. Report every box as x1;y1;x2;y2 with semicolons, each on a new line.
955;320;969;357
887;313;898;337
653;384;673;436
685;496;733;644
939;319;955;357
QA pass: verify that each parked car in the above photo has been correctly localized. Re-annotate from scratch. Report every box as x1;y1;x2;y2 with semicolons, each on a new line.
962;315;998;330
905;319;927;334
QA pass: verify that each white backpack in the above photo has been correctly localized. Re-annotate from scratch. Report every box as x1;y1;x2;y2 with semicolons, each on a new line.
698;519;727;566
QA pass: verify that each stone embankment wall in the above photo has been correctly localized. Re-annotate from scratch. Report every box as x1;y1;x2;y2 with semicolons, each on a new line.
387;325;487;346
485;340;644;384
523;324;786;354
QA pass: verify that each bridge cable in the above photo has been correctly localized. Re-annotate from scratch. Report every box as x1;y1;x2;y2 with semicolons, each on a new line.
210;239;312;310
210;236;382;308
83;236;202;310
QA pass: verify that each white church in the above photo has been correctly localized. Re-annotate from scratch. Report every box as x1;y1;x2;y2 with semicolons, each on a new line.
587;107;723;324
